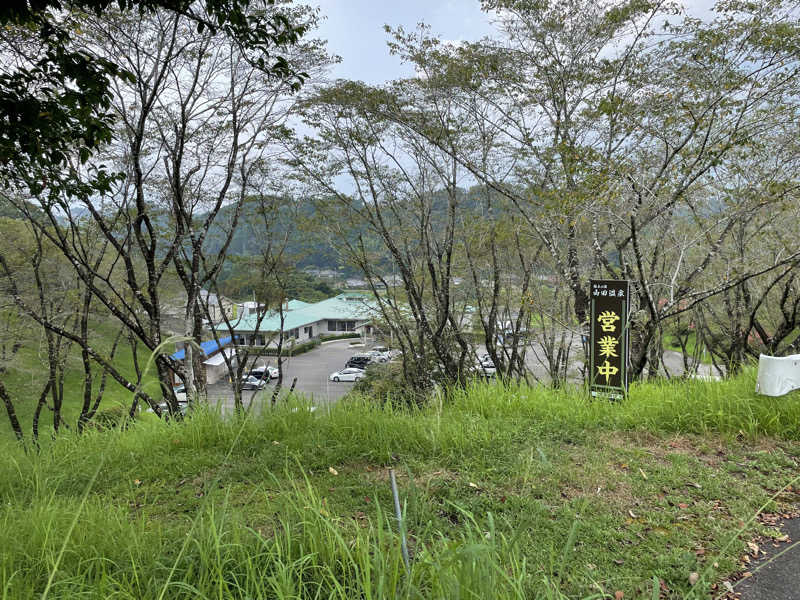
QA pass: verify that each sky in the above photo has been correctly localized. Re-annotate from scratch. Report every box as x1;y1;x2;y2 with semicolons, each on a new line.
303;0;717;85
306;0;495;84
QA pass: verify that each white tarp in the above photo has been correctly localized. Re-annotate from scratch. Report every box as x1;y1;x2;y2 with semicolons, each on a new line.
756;353;800;397
203;347;236;367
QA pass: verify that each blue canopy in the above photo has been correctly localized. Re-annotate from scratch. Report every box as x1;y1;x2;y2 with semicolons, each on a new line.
170;336;232;361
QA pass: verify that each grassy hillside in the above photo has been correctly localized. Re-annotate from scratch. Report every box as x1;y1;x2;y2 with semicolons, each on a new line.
0;373;798;599
1;318;161;442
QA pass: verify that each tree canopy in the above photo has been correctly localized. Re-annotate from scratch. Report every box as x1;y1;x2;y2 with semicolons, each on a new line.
0;0;309;198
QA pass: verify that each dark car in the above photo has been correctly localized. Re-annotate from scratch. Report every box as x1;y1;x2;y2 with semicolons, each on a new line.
345;354;373;369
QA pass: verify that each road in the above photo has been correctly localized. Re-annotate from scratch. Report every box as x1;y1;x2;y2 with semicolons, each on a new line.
205;339;368;413
201;338;721;414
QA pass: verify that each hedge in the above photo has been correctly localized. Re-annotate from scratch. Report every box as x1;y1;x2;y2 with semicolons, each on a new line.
319;332;361;342
234;338;321;357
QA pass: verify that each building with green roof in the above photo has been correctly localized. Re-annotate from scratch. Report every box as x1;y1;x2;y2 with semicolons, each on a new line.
227;293;377;346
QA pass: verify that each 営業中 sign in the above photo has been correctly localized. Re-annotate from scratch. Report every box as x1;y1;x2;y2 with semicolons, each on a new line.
589;280;630;400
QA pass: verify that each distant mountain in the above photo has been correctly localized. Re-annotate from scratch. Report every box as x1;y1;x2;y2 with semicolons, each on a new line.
202;186;487;275
202;197;357;274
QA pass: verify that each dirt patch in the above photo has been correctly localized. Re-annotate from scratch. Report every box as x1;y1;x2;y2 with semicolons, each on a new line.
596;431;780;468
343;463;460;489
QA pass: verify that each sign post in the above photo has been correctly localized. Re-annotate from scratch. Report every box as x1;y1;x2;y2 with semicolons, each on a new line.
589;280;630;400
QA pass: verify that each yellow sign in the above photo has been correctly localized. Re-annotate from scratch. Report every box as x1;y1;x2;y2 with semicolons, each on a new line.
597;335;619;358
597;311;620;332
596;360;619;384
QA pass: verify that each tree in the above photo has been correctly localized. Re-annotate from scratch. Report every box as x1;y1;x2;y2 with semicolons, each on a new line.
378;1;800;380
1;1;322;424
0;0;308;202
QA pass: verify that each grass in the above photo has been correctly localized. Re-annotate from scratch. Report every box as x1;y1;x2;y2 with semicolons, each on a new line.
1;318;162;442
663;332;711;365
0;371;798;598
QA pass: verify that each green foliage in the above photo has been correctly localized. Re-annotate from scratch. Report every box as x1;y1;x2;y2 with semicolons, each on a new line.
248;337;321;357
0;374;798;598
319;332;361;342
219;259;341;303
354;362;420;406
0;0;309;197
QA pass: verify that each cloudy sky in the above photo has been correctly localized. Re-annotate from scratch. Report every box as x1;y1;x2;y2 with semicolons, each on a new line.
304;1;716;85
308;0;494;84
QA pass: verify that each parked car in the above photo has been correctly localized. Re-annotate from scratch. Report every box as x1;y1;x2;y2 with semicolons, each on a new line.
366;350;389;363
329;367;366;382
475;356;496;377
345;354;374;369
241;375;268;390
148;386;189;417
372;346;401;360
248;366;279;380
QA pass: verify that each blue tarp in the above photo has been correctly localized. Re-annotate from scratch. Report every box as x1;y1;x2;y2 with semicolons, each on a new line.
170;336;232;361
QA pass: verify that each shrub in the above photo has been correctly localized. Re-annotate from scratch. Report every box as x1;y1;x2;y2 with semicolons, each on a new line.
319;332;361;342
239;338;321;357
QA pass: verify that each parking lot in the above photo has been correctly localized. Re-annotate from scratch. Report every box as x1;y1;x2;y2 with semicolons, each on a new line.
206;339;372;413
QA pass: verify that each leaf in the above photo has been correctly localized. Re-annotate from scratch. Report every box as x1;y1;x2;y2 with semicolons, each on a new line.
689;572;699;585
678;502;689;509
328;466;338;476
747;541;759;554
614;591;624;600
468;482;479;488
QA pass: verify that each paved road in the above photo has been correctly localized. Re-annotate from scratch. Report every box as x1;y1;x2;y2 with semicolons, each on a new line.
205;339;369;413
738;518;800;600
201;338;720;413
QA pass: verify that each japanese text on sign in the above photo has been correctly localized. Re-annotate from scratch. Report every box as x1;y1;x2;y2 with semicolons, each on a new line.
589;280;630;400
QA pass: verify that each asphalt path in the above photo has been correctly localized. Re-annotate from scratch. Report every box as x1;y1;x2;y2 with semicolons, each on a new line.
738;518;800;600
206;339;370;413
202;337;720;414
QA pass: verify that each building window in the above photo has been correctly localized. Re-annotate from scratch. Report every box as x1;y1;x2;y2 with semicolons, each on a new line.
328;320;336;332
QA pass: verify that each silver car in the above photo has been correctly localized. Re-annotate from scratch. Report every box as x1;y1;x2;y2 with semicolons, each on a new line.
329;368;366;382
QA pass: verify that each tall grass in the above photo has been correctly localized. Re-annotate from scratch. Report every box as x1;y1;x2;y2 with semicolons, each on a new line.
0;370;797;599
0;469;535;599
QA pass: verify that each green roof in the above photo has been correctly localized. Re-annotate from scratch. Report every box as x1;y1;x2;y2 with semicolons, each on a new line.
228;293;376;333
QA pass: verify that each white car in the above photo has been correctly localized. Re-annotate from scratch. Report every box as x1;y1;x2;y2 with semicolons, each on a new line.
366;350;389;363
475;357;496;377
241;375;268;390
329;368;366;382
248;366;278;380
147;386;189;416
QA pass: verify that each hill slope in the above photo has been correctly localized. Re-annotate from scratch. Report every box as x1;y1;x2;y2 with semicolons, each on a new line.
0;374;798;599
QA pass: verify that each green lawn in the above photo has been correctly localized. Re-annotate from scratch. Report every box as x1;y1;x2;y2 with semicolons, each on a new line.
664;331;713;365
1;318;162;442
0;372;798;599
